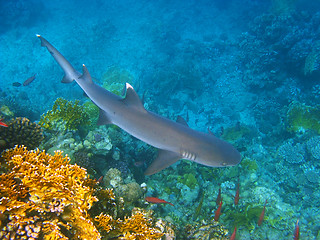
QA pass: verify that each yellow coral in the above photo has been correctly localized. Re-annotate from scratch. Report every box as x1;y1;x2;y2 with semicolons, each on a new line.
0;146;100;239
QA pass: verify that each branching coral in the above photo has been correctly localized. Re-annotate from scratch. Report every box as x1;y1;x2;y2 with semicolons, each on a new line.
0;117;43;151
95;208;163;239
39;97;89;131
0;146;165;239
0;145;100;239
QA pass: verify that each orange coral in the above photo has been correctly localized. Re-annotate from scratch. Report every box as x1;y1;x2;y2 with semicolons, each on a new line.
0;145;100;239
0;146;166;239
95;208;163;239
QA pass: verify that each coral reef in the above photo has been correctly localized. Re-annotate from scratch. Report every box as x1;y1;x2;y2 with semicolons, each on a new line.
0;105;14;117
95;207;163;239
271;0;297;15
102;66;135;95
0;146;167;240
304;41;320;75
83;129;113;155
104;168;144;216
39;97;89;132
177;173;198;189
0;146;99;239
286;101;320;134
0;117;43;150
277;140;305;164
185;219;229;240
306;136;320;160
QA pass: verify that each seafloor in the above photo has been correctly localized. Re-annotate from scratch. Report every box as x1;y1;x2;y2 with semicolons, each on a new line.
1;0;320;239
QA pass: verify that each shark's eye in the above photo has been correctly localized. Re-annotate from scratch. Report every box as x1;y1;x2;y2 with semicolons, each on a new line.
221;162;227;166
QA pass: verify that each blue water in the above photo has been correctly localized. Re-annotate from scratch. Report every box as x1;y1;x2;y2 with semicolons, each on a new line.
1;0;320;239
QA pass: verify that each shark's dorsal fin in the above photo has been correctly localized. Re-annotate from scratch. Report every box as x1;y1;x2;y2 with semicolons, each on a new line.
97;109;113;125
177;116;189;127
121;83;146;112
79;64;93;84
144;149;180;175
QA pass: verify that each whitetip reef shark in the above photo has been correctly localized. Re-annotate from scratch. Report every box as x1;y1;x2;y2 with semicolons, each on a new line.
37;34;241;175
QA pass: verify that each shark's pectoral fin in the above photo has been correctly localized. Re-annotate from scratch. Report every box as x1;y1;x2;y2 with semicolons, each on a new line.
97;109;113;125
61;75;73;83
121;83;146;112
144;149;180;175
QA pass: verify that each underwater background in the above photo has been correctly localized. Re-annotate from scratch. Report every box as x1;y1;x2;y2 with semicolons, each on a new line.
1;0;320;239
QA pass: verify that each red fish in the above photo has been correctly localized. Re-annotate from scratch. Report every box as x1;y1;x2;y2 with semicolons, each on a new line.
294;219;299;240
23;73;36;86
0;119;8;127
145;197;174;206
258;199;267;226
214;198;223;221
234;181;240;205
230;226;237;240
96;176;103;184
216;187;221;205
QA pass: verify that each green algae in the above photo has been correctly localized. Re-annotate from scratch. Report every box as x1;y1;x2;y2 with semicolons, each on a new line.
177;173;198;189
286;101;320;134
241;158;258;172
224;203;265;229
221;125;251;142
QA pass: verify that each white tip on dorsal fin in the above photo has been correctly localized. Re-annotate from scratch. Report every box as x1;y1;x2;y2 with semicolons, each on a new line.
121;83;146;112
177;116;189;127
80;64;93;83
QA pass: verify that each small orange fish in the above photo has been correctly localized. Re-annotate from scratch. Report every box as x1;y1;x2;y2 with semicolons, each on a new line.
23;73;36;86
230;226;237;240
214;198;223;221
258;199;267;226
294;219;299;240
145;197;174;206
216;186;221;205
96;176;103;184
234;181;240;205
0;119;8;127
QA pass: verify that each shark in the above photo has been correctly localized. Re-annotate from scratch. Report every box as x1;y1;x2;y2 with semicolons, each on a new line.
37;35;241;175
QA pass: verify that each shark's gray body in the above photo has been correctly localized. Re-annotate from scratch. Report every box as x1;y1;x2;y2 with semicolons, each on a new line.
37;35;241;175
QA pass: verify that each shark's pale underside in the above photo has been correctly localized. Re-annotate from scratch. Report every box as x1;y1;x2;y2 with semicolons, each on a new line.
37;35;241;175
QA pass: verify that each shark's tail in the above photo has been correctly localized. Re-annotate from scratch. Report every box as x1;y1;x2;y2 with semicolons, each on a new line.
37;34;80;84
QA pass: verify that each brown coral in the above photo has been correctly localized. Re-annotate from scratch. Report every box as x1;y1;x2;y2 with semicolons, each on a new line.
0;117;43;151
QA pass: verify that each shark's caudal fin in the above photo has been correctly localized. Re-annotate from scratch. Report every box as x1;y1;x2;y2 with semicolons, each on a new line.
144;149;180;175
36;34;81;84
